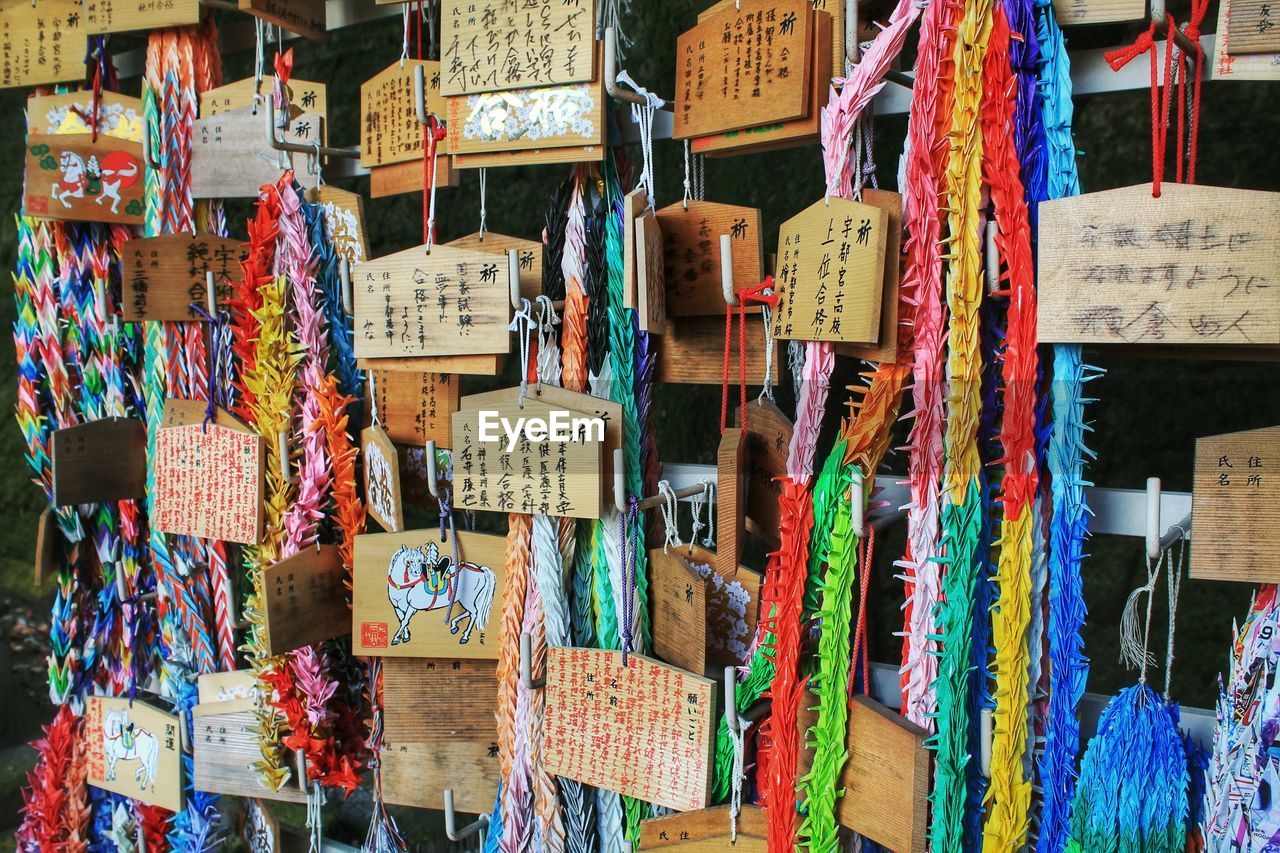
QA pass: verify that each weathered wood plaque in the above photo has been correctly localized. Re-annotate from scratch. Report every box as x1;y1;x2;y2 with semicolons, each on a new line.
452;143;604;169
833;188;904;362
306;185;369;265
1039;184;1280;346
123;234;244;322
640;804;768;850
361;60;448;168
261;545;350;656
362;423;403;533
0;0;87;88
1191;424;1280;583
1051;0;1144;24
774;196;888;344
51;419;147;506
446;68;605;155
442;0;596;97
623;188;649;308
739;400;792;545
835;696;930;852
83;0;199;34
367;152;460;197
674;0;813;140
27;92;144;139
201;77;329;123
1215;0;1280;80
636;209;667;334
24;133;145;225
352;244;512;359
192;698;307;803
191;107;322;199
352;528;508;657
656;201;765;316
369;369;459;446
701;0;844;78
717;428;748;579
651;548;708;675
358;353;504;377
86;696;183;812
238;0;326;41
447;232;543;303
544;648;715;812
380;657;500;813
657;314;779;385
1227;0;1280;54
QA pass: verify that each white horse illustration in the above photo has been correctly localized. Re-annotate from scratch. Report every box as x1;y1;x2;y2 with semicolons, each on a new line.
52;151;87;208
386;542;496;646
102;709;159;791
95;151;139;214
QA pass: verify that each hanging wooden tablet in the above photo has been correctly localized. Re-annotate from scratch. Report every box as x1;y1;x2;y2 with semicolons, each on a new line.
122;234;245;322
24;133;144;225
202;78;329;125
833;188;904;363
451;385;621;519
1038;185;1280;347
351;528;509;657
651;548;708;675
86;696;183;812
191;107;323;199
738;400;792;547
0;0;87;88
198;669;263;704
240;800;281;853
673;0;813;140
260;544;350;656
51;419;147;506
700;0;844;78
773;196;888;344
305;186;369;265
636;209;667;334
657;315;779;385
1214;0;1280;80
1051;0;1144;25
441;0;596;97
358;353;505;376
691;6;832;157
835;697;930;852
716;428;748;579
191;698;307;803
82;0;199;35
352;243;512;359
153;402;265;544
674;542;762;668
451;144;605;169
362;424;404;533
1191;424;1280;583
368;369;459;446
640;804;769;850
368;153;460;198
238;0;326;41
380;657;501;812
623;188;649;308
656;201;764;315
544;647;715;812
361;60;448;169
28;92;145;139
34;507;58;586
447;232;543;304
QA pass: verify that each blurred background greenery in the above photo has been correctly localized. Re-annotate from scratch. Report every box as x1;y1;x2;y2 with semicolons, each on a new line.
0;0;1277;846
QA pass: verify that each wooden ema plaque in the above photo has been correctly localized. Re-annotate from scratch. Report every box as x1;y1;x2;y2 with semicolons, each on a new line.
260;544;350;656
27;92;144;139
306;186;369;265
82;0;198;34
198;669;261;704
352;243;512;359
673;0;813;140
442;0;595;97
380;657;500;813
34;507;59;586
123;234;245;322
0;0;87;88
361;60;447;168
191;107;322;199
636;209;667;334
153;401;265;545
717;429;748;578
368;151;460;198
836;697;929;852
452;143;604;169
656;201;765;316
833;189;904;363
657;314;779;385
238;0;325;41
544;647;715;812
623;188;649;308
24;133;144;225
201;77;329;123
447;232;543;304
86;696;183;812
51;419;147;506
362;423;404;533
691;6;831;158
192;698;307;804
1038;184;1280;347
774;196;888;344
739;400;792;547
241;800;281;853
1191;425;1280;583
369;369;459;446
451;386;621;519
640;804;768;850
352;528;508;657
358;353;504;377
658;542;761;669
651;548;708;675
1051;0;1143;25
1215;0;1280;81
701;0;845;78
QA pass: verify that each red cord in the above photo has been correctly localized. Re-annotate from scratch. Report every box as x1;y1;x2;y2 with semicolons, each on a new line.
850;524;874;698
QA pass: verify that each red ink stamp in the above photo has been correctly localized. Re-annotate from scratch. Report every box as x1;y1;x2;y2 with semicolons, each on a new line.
361;622;389;648
26;195;48;215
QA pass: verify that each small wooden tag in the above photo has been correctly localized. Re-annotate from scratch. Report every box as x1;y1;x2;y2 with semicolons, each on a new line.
201;77;329;124
261;545;350;656
716;428;748;579
1191;424;1280;583
122;234;245;322
657;315;779;385
360;60;448;169
0;0;87;88
352;528;508;657
623;188;649;309
1051;0;1144;25
1215;0;1280;79
191;107;322;199
836;696;929;852
650;548;707;675
24;133;145;225
640;804;769;849
441;0;595;96
305;185;369;265
380;657;501;813
362;423;404;533
738;400;793;547
544;648;715;812
833;188;904;363
51;419;148;506
447;232;543;305
238;0;326;41
774;196;888;344
368;154;460;197
636;209;667;334
192;699;307;803
352;244;512;359
86;696;184;812
656;201;764;316
34;507;59;586
369;369;459;446
445;63;606;156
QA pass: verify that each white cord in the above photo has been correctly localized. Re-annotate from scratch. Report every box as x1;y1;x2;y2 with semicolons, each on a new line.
368;370;380;424
400;4;411;67
508;298;535;407
759;289;776;403
729;721;744;842
616;71;660;209
1164;536;1187;699
701;480;717;548
682;140;692;209
479;168;488;237
658;481;682;552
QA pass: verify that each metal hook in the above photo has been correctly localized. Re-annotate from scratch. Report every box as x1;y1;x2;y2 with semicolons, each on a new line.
603;27;670;108
141;130;163;170
850;469;865;538
295;749;308;793
1145;476;1192;559
425;440;440;499
1149;0;1199;55
984;220;1001;296
413;63;432;126
613;448;627;514
720;235;737;307
724;665;746;736
634;480;714;511
508;249;524;310
444;789;490;841
980;707;993;779
278;432;292;483
264;99;360;160
519;632;545;690
339;258;353;317
205;271;218;314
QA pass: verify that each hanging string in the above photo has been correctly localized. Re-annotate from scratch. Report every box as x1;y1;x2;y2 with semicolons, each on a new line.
479;168;488;237
620;495;639;663
1104;16;1176;196
694;152;706;200
254;19;267;110
757;285;776;404
722;279;779;434
700;481;716;548
534;296;561;392
850;525;875;697
509;298;535;407
368;370;379;424
689;485;706;548
400;4;411;66
658;481;682;552
682;140;693;209
422;115;445;250
1164;535;1188;699
615;72;660;208
1120;547;1167;682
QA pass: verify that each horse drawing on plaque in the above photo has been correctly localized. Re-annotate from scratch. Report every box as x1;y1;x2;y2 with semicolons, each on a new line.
386;542;496;646
102;708;160;791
